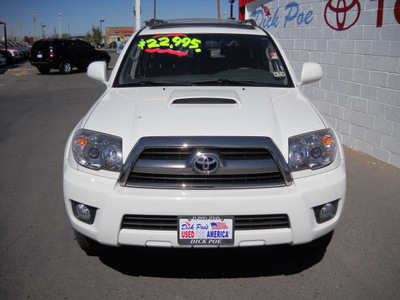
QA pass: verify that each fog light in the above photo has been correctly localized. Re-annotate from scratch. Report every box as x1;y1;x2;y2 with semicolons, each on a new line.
314;200;339;224
76;204;91;220
71;200;97;224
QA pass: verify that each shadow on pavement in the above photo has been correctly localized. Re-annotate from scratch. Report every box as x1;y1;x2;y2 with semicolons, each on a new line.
98;244;327;278
0;63;25;74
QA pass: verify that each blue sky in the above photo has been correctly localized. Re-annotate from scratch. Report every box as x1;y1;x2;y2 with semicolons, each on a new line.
0;0;239;39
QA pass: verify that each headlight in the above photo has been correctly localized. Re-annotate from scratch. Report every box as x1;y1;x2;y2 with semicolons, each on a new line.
289;129;337;171
72;129;122;172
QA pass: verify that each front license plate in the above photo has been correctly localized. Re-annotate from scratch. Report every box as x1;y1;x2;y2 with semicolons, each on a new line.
178;216;234;246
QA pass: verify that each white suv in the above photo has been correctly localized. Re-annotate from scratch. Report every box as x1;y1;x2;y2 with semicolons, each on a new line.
63;19;346;255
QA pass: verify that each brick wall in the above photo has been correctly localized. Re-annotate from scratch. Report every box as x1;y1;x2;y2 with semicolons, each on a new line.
245;0;400;168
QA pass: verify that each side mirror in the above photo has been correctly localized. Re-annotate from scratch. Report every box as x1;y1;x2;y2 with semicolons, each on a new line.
87;61;108;84
299;62;322;86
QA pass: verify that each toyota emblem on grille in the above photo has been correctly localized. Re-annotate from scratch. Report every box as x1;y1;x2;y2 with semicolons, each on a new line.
192;153;220;174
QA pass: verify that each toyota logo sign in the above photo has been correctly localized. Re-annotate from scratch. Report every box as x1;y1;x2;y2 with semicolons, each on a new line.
324;0;361;31
192;153;221;174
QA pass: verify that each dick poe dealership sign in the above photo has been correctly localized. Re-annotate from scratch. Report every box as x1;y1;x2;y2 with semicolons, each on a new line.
247;0;400;30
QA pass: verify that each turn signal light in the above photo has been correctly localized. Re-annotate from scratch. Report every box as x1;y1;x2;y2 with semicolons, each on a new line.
76;137;88;147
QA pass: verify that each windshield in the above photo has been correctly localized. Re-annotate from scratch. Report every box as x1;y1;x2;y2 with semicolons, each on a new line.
115;33;292;87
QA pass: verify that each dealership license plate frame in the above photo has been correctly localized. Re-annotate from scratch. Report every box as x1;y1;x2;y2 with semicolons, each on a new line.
178;216;234;246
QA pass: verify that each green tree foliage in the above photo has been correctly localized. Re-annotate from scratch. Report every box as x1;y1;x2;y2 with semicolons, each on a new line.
23;36;32;44
84;26;102;46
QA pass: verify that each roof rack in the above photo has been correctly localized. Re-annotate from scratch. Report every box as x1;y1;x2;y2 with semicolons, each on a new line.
38;37;81;41
145;18;258;29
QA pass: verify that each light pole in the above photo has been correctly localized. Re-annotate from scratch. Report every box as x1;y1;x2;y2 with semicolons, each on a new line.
228;0;235;20
135;0;141;32
0;21;7;51
30;14;38;42
100;20;105;34
58;13;62;37
17;20;22;41
100;20;104;45
41;23;46;39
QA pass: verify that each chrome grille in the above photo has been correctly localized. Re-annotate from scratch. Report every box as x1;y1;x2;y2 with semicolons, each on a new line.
138;148;273;160
121;214;290;231
118;137;292;189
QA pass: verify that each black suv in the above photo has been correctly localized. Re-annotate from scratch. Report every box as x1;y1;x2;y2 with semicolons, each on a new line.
30;39;111;74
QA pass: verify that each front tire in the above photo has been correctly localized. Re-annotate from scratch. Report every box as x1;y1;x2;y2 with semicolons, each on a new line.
60;60;73;74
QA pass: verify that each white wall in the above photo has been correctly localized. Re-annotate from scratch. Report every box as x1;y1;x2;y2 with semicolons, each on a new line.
247;0;400;168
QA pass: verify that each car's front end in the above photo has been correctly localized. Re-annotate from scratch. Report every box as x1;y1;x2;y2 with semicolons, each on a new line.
0;53;7;66
63;19;346;253
0;44;22;63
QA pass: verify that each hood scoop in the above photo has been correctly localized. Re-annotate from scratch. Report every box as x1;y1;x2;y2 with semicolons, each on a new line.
171;97;238;105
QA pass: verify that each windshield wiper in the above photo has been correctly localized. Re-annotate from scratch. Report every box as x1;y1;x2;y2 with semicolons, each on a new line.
118;80;191;87
191;79;261;86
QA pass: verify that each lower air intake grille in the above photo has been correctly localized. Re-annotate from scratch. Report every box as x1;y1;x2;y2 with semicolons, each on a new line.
121;215;177;231
121;214;290;231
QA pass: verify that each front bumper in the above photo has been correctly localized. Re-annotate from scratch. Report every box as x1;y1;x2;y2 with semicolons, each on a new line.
30;60;60;69
63;157;346;248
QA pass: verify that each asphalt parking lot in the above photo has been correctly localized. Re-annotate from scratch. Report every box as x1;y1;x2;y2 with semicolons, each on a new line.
0;54;399;299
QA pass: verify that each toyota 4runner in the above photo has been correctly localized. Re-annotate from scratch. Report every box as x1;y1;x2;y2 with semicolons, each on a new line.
63;19;346;255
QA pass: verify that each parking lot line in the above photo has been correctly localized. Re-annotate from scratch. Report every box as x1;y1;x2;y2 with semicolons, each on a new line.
12;71;30;76
9;68;36;71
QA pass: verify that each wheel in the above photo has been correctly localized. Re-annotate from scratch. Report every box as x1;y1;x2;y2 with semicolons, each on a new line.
60;60;73;74
73;229;107;256
38;67;51;74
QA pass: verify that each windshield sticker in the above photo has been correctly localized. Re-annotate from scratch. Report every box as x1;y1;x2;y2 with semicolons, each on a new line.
138;34;202;56
273;71;286;78
270;52;279;60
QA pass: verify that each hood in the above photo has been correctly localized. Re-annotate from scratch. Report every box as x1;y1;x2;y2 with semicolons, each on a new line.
83;86;325;161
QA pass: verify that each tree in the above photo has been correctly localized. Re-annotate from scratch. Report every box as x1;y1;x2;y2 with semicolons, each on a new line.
84;26;102;46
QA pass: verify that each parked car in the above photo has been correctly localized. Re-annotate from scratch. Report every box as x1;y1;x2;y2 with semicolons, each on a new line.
0;44;23;63
0;48;13;65
30;38;111;74
6;42;29;59
64;19;346;255
0;53;7;66
13;42;31;58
